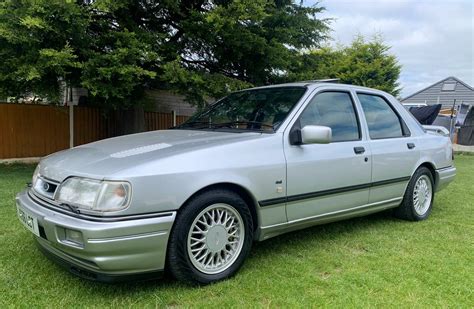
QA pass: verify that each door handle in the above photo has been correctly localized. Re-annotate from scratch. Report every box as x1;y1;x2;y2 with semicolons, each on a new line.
354;146;365;154
407;143;416;149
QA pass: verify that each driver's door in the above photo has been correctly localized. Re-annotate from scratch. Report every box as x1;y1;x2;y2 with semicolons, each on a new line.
284;90;372;222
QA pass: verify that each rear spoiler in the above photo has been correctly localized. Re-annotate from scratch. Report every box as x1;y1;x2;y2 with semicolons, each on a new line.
423;125;450;136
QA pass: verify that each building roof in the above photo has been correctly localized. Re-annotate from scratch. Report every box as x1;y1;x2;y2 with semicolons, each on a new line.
401;76;474;107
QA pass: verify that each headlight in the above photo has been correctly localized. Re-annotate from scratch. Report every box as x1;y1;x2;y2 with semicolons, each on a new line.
55;177;131;212
32;165;40;186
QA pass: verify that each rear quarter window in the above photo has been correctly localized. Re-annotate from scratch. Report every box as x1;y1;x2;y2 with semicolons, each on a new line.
357;93;405;139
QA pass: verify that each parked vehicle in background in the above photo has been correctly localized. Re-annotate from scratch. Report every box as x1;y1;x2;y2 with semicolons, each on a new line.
402;102;428;110
408;104;442;125
16;82;456;284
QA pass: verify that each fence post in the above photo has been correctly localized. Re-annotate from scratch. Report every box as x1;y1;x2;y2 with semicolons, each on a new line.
69;103;74;148
172;110;177;127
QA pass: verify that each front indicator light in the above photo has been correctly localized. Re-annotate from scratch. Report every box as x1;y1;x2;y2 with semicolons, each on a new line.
55;177;131;212
95;182;131;212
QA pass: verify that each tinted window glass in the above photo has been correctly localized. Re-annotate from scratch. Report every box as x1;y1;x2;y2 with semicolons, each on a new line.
299;92;360;142
357;94;403;139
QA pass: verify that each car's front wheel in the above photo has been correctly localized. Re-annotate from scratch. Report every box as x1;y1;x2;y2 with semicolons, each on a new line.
167;189;253;285
394;166;435;221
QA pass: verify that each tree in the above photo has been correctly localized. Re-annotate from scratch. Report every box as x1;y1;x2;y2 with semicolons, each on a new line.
283;46;343;83
156;0;330;107
0;1;87;102
287;35;402;96
0;0;159;108
335;36;402;96
0;0;330;108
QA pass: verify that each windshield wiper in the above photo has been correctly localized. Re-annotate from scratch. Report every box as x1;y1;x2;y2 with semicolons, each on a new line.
176;121;216;129
176;120;274;132
60;202;81;214
214;121;275;131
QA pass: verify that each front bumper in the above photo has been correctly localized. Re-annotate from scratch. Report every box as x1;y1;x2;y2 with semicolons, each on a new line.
15;190;176;281
435;166;456;192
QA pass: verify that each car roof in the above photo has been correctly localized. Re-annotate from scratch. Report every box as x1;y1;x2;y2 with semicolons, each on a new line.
247;81;390;96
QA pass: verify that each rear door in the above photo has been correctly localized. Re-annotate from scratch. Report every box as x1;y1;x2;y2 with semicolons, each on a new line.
284;90;372;222
356;92;420;203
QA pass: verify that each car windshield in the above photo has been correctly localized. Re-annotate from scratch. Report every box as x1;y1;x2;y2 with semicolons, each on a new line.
177;86;307;133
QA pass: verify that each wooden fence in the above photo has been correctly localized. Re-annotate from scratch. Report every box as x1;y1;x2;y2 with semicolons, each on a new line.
0;103;190;159
145;111;174;131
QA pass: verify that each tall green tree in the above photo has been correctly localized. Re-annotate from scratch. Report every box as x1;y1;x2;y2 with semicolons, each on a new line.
153;0;330;106
287;36;402;96
0;0;330;107
0;1;87;102
335;36;401;96
0;0;159;107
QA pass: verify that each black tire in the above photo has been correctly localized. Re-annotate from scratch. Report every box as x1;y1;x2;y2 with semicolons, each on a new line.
167;189;254;285
394;167;435;221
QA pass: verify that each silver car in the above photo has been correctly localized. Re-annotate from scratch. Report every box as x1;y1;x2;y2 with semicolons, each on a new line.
16;82;456;284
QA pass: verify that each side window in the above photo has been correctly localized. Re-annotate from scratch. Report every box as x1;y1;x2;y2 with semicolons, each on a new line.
357;93;404;139
299;91;360;142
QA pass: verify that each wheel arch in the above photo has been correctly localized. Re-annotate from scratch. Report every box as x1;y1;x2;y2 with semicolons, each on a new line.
179;182;260;236
414;161;437;187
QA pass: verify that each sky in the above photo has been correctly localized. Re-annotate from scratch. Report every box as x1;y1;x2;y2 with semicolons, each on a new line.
305;0;474;98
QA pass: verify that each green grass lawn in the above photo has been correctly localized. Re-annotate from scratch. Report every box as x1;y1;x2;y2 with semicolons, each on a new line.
1;157;473;308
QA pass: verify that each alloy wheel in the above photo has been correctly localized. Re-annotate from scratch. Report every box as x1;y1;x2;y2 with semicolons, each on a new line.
187;203;245;274
413;174;433;216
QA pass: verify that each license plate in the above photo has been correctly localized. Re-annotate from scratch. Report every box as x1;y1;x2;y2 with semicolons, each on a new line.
17;204;40;237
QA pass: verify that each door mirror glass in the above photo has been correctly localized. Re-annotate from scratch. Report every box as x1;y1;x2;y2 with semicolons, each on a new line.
301;125;332;144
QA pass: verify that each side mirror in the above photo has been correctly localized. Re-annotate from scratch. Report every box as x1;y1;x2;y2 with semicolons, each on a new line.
300;125;332;144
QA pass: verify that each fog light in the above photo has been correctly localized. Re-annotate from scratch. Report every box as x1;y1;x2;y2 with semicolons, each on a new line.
65;229;83;246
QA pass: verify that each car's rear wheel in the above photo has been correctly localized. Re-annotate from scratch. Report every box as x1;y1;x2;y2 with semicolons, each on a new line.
167;189;253;285
394;166;434;221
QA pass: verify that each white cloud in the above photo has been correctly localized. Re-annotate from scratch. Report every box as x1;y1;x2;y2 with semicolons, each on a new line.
306;0;474;97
